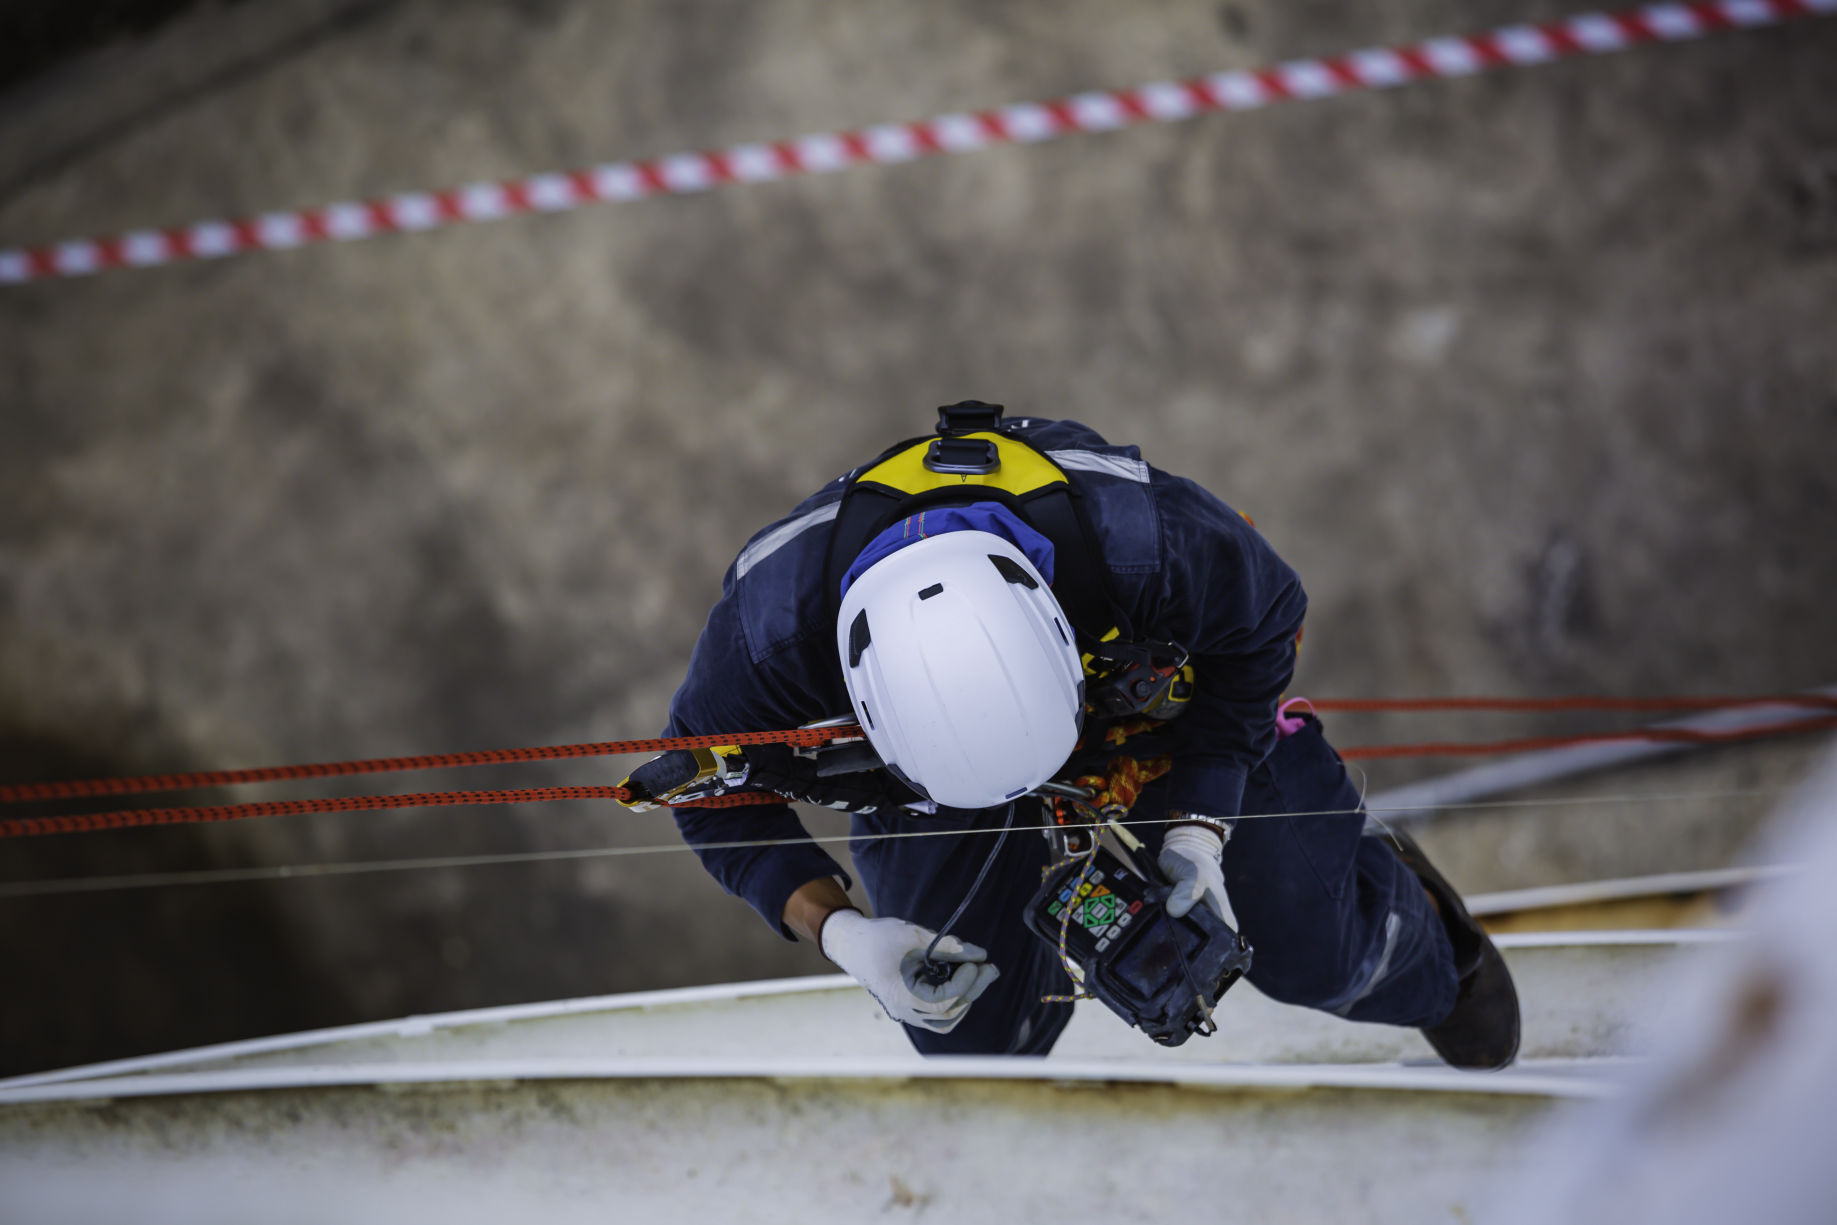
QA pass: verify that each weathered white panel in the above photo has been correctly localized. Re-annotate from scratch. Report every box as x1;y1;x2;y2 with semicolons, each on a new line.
0;932;1721;1090
0;1066;1590;1225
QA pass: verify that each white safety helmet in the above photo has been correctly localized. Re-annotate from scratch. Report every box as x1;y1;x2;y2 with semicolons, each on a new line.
837;530;1085;809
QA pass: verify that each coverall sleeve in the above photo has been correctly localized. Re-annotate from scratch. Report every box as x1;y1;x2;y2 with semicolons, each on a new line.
663;584;851;940
1143;471;1309;821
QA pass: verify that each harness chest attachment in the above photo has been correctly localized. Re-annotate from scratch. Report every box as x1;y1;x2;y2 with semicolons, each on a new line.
1083;633;1195;722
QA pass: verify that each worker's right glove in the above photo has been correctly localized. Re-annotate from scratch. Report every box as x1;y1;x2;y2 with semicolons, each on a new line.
1159;823;1229;922
819;909;1000;1033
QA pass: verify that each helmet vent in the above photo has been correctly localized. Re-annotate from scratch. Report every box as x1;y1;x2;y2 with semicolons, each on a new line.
860;701;875;730
988;554;1038;589
918;582;944;600
847;610;872;666
1053;616;1069;645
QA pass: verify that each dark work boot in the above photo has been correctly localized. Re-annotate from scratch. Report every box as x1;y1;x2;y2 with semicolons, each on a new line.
1381;828;1521;1071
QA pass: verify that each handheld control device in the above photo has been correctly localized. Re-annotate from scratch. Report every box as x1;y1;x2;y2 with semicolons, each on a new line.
1023;838;1253;1046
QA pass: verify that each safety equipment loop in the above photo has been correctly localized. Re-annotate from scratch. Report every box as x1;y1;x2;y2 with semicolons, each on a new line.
1039;842;1103;1006
2;0;1828;286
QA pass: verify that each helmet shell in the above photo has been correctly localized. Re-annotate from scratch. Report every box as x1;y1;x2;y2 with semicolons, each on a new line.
837;530;1084;809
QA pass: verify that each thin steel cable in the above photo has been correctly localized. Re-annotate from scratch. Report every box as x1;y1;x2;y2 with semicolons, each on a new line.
0;784;1796;901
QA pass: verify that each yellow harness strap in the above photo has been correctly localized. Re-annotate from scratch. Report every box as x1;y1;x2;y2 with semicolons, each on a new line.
855;432;1069;498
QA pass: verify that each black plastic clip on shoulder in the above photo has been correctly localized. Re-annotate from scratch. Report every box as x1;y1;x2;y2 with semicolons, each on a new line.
935;400;1005;435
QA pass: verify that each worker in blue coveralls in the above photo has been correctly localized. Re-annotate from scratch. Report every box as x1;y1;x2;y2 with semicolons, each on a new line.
663;404;1520;1068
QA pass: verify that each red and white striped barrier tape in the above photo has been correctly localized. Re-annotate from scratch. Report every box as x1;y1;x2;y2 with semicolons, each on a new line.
3;0;1828;286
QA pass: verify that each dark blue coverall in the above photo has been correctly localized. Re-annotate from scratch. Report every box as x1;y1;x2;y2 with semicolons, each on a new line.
666;419;1457;1055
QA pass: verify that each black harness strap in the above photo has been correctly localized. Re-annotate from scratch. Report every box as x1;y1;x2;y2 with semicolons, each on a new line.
822;423;1129;647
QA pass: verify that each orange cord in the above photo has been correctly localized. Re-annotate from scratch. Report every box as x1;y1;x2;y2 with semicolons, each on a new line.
4;695;1834;841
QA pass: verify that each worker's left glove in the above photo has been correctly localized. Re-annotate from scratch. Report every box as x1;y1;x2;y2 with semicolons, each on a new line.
820;909;1000;1033
1159;824;1229;921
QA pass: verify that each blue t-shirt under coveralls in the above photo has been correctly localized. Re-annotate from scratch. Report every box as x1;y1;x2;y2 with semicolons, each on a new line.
664;418;1456;1055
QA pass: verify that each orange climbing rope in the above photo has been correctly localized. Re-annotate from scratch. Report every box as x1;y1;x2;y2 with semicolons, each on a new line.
1336;715;1837;760
0;726;854;805
0;786;782;839
1313;694;1837;714
2;693;1834;841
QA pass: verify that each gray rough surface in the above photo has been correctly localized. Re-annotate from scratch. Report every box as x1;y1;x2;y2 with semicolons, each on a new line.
0;0;1834;1074
0;1077;1561;1224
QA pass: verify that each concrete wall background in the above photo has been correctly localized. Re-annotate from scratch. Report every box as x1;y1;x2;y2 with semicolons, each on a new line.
1;0;1834;1075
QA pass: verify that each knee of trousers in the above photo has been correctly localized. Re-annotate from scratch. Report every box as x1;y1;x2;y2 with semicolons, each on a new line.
1244;862;1457;1021
1244;927;1384;1011
1237;857;1416;1012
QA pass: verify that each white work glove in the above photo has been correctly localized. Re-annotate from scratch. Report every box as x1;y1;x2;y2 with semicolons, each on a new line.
1159;824;1229;921
820;909;1000;1033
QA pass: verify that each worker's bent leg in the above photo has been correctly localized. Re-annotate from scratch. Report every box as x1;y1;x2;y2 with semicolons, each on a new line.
1224;717;1459;1028
850;802;1074;1056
